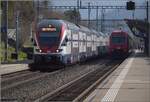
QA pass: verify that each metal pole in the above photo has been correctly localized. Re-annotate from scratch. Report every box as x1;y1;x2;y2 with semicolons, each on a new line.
96;6;98;31
16;11;19;60
132;10;135;20
148;1;150;56
74;8;77;24
100;8;102;31
77;0;79;8
80;0;82;8
76;0;80;24
146;1;149;56
144;1;149;55
4;1;8;62
0;1;1;38
0;1;1;64
103;9;105;32
146;1;149;25
37;0;39;22
88;2;91;28
101;7;104;32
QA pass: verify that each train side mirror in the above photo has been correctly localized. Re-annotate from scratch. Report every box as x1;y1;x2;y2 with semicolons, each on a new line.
61;37;69;46
65;37;69;42
33;42;36;46
30;38;37;46
31;38;34;42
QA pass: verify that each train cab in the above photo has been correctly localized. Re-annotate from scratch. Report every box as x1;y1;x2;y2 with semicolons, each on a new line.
109;30;131;58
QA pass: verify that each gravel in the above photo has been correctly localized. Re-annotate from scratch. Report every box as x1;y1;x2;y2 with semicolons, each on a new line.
1;59;108;102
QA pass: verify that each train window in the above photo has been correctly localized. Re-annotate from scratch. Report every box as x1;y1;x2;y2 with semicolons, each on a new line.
38;32;59;47
111;36;126;44
39;32;59;37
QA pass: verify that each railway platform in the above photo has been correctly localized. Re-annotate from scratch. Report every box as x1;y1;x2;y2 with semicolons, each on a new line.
1;64;29;75
84;50;150;102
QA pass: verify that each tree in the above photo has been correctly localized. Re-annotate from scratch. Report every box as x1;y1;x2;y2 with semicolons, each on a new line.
13;1;35;47
39;1;65;19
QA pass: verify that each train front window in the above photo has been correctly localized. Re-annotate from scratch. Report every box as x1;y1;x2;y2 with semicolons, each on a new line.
111;36;125;44
38;32;59;47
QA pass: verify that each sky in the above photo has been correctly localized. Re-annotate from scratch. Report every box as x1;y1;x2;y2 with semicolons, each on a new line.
51;0;147;6
50;0;148;20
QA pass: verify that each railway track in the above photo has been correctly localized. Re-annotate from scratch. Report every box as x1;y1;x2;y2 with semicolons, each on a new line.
1;71;59;91
35;60;122;102
1;58;119;102
1;71;39;83
1;64;62;79
1;69;31;79
1;65;64;92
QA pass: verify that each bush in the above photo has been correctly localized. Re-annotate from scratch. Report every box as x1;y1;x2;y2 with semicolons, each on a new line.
18;51;27;60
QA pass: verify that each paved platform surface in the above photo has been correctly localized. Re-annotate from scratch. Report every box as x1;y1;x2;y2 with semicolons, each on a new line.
84;51;150;102
0;64;29;75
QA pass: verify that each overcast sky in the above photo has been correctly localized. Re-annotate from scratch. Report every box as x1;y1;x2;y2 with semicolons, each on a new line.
50;0;147;20
51;0;147;6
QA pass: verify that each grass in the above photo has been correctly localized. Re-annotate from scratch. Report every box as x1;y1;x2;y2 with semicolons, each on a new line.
0;42;27;63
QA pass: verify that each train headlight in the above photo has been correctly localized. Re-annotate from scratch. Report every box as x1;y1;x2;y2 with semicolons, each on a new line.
56;50;59;53
56;49;63;53
35;49;42;53
39;50;42;53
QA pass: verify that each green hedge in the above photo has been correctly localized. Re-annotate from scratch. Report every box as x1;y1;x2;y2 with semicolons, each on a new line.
0;43;27;62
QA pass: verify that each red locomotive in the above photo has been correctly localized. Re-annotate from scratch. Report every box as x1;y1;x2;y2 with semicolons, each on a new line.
109;30;134;58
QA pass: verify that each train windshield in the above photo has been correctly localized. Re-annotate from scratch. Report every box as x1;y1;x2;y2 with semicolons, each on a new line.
38;32;60;47
37;20;63;47
111;36;125;44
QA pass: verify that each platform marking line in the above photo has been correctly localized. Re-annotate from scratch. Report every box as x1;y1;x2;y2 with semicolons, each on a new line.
101;57;134;102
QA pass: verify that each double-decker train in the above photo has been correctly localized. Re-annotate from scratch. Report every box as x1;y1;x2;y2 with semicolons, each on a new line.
109;30;134;58
32;19;109;65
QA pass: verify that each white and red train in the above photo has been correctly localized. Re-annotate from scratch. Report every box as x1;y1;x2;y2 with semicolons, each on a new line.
32;19;109;65
109;30;134;58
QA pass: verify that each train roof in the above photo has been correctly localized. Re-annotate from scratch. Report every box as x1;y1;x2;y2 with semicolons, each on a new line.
78;25;91;32
99;31;107;37
38;19;80;30
38;19;63;25
38;19;103;36
111;29;135;41
90;29;97;33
